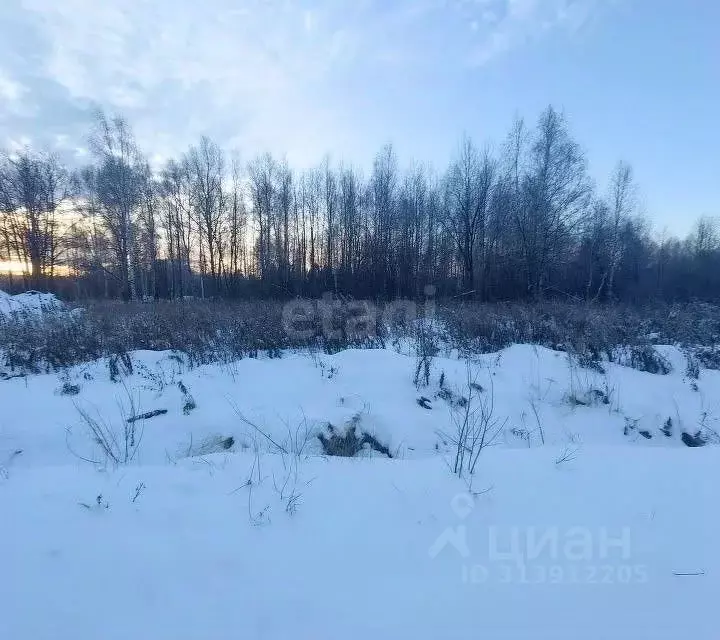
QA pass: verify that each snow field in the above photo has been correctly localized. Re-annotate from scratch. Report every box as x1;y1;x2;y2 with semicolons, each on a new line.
1;341;718;638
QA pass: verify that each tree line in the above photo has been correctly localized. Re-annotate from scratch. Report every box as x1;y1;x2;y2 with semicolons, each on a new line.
0;106;717;303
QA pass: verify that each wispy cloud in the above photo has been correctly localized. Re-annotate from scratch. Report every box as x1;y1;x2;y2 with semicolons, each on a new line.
1;0;617;164
0;68;30;117
465;0;605;66
0;70;24;102
17;0;367;164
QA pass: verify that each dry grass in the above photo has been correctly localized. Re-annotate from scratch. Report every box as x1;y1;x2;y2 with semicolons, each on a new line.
2;298;720;375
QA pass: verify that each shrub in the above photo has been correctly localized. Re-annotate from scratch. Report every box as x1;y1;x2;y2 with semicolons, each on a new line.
413;317;438;388
3;298;720;374
443;363;505;483
685;354;700;380
612;345;672;375
69;389;144;466
571;348;606;374
60;381;81;396
178;380;196;415
108;352;133;382
688;346;720;371
317;415;392;458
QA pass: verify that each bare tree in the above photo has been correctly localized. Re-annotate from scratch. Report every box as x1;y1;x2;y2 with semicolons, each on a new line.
517;106;591;296
0;149;68;288
160;158;194;298
4;103;717;305
227;152;248;287
319;156;337;291
689;216;718;257
604;161;636;299
368;144;398;296
87;112;146;300
337;165;362;288
248;153;276;280
444;136;496;295
303;168;322;280
136;163;160;299
185;137;226;295
277;159;293;289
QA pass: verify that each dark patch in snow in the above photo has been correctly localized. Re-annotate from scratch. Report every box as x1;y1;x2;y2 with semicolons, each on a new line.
681;431;707;448
127;409;168;423
59;382;81;396
661;418;673;438
318;424;392;458
417;396;432;410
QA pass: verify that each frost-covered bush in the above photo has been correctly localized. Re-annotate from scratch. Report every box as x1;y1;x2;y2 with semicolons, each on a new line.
317;424;392;458
413;317;439;388
611;344;672;375
437;300;720;357
3;297;720;374
60;381;81;396
685;353;700;380
687;345;720;371
317;413;392;458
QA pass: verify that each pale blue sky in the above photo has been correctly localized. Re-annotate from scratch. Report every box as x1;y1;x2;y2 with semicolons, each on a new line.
0;0;717;235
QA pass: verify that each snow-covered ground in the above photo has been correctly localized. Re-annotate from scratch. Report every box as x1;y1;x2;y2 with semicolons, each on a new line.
1;343;717;468
0;289;66;317
1;448;716;639
1;341;718;638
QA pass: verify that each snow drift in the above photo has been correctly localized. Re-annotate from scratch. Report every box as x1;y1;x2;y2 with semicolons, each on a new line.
1;339;717;639
0;289;65;318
